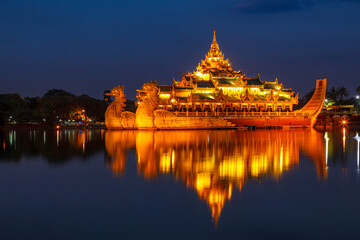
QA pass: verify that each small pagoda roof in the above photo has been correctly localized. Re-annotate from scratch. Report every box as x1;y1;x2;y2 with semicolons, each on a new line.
264;83;280;90
175;86;193;90
196;81;215;88
194;93;215;100
282;89;293;93
216;78;236;85
278;96;290;101
158;85;173;91
246;78;263;86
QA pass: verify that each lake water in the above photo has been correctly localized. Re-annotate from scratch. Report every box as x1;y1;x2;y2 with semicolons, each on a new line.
0;129;359;240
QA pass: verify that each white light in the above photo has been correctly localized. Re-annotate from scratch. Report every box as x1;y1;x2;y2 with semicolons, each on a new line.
356;95;359;99
196;72;203;77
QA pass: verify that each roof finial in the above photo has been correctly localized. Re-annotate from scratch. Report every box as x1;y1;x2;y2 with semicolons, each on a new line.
210;29;219;53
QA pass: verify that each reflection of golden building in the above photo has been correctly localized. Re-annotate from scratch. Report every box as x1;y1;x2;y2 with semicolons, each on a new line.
105;130;327;224
105;131;136;175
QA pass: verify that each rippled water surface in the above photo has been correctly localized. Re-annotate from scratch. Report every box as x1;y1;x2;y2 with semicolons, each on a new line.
0;129;359;240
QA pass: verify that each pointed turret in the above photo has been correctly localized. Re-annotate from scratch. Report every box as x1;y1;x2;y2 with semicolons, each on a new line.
209;29;220;55
193;30;235;76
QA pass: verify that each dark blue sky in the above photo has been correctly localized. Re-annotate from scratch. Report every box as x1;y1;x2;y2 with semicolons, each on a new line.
1;0;360;100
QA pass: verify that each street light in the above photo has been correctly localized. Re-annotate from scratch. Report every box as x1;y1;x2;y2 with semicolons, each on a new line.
82;109;86;126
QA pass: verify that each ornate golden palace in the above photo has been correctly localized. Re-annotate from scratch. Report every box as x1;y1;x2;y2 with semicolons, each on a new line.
105;30;327;129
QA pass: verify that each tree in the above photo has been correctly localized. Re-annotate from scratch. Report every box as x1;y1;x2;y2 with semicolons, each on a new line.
337;86;349;101
326;86;349;104
0;94;26;122
302;88;315;102
326;87;339;103
356;85;360;95
294;88;315;110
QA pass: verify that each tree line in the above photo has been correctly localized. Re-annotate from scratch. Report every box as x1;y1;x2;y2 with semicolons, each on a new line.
0;89;109;126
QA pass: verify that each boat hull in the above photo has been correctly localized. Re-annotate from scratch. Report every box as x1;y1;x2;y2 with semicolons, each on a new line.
105;79;327;130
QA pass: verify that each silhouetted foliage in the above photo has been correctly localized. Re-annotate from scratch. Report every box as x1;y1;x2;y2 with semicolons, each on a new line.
0;89;108;125
326;86;349;104
295;88;314;110
296;85;358;110
44;89;75;98
0;94;26;123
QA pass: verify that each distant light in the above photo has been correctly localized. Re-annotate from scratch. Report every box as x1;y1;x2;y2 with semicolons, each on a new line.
56;125;60;129
325;99;328;102
356;95;359;99
342;120;346;125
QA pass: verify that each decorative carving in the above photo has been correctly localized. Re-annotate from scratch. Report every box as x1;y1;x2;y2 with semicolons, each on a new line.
265;90;279;102
136;80;159;107
187;93;200;102
240;89;254;102
215;89;228;102
178;72;195;88
234;77;246;87
105;85;127;129
106;85;126;111
293;93;299;104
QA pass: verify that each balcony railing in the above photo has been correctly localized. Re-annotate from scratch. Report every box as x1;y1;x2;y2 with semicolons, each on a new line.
172;111;310;118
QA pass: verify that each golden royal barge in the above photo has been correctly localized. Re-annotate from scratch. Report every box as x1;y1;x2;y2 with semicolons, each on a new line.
105;30;327;130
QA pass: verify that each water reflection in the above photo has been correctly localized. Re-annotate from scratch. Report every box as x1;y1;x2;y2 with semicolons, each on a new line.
105;129;327;224
3;128;359;225
104;131;136;175
0;129;105;163
355;133;360;169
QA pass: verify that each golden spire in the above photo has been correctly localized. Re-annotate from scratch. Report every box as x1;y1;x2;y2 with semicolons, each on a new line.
194;29;233;75
210;29;220;54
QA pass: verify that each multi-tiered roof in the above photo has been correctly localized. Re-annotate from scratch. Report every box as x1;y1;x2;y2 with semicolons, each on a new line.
194;30;236;75
137;30;298;110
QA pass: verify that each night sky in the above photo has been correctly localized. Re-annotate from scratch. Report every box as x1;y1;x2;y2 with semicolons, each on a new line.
1;0;360;100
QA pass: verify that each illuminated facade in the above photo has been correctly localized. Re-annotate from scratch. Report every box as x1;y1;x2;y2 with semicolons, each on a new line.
139;30;299;113
106;30;327;129
105;130;327;224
